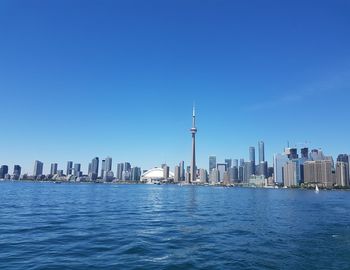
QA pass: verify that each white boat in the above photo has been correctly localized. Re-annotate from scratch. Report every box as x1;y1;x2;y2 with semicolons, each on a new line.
315;185;320;193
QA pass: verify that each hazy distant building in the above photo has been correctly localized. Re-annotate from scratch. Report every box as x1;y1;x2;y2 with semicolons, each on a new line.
243;161;252;183
217;163;227;183
13;165;21;179
225;159;232;169
336;162;349;187
116;163;124;180
74;163;81;177
301;148;309;159
310;149;325;161
238;165;244;182
233;159;239;168
273;154;289;184
101;159;106;179
258;141;265;163
124;162;131;173
258;161;268;178
131;167;141;181
50;163;58;175
0;165;9;179
209;156;216;174
33;160;43;177
249;147;256;174
209;168;219;184
283;160;301;187
174;166;181;183
285;148;298;159
199;169;208;183
179;161;185;181
90;157;99;181
163;165;170;179
66;161;73;175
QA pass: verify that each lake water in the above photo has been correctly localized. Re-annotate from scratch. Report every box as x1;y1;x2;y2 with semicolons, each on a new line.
0;181;349;270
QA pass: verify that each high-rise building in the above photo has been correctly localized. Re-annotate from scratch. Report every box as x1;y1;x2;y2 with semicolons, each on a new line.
190;105;197;183
101;159;106;179
217;163;227;183
258;141;265;163
174;166;181;183
33;161;43;177
209;156;216;173
285;148;298;159
199;169;207;183
304;160;334;187
163;166;170;179
74;163;81;177
336;162;349;187
50;163;58;175
258;161;268;178
249;147;256;174
0;165;9;179
179;161;185;181
105;157;112;172
209;168;219;184
124;162;131;173
243;161;252;183
90;157;99;180
283;160;301;187
301;148;309;159
238;165;244;182
233;159;239;168
225;159;232;169
131;167;141;181
66;161;73;176
240;159;245;167
116;163;124;180
13;165;21;179
273;154;289;184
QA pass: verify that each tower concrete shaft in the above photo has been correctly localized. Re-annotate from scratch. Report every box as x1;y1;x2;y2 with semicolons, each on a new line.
190;105;197;183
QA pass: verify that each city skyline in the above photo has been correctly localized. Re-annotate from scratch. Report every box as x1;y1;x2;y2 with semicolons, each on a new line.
1;1;350;174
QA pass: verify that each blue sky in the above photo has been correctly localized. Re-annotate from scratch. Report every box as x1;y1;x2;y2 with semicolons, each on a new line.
1;0;350;174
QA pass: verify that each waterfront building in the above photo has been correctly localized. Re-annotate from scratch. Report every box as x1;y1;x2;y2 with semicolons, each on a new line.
283;160;301;187
174;166;181;183
104;171;115;182
57;170;64;177
230;166;239;182
199;169;208;183
258;141;265;163
233;159;238;168
0;165;9;179
13;165;21;180
101;159;106;179
124;162;131;173
273;154;289;184
209;156;216;173
50;163;58;175
336;162;349;187
116;163;124;180
248;175;265;187
74;163;81;177
163;165;170;179
217;163;227;183
209;168;219;184
33;160;43;177
141;167;174;183
131;167;141;181
66;161;73;175
90;157;99;181
179;161;185;181
122;170;131;181
243;161;252;183
304;160;334;187
238;165;244;182
190;105;197;183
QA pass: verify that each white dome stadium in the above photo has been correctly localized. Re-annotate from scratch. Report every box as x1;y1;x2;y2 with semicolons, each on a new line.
141;167;174;180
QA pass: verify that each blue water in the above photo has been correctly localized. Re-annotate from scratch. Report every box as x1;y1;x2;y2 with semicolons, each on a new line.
0;182;349;270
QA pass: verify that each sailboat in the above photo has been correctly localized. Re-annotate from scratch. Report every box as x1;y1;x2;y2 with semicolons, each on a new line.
315;185;320;193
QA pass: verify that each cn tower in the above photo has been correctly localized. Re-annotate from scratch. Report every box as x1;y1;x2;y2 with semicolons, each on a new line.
190;105;197;183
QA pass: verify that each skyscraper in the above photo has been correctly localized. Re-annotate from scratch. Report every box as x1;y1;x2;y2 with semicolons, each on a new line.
33;160;43;177
66;161;73;175
209;156;216;173
13;165;21;179
336;162;349;187
101;159;106;178
116;163;124;180
179;161;185;181
258;141;265;163
74;163;81;177
249;146;256;174
90;157;99;180
225;159;232;169
273;154;289;184
190;105;197;182
174;166;181;183
50;163;58;175
105;157;112;172
0;165;9;179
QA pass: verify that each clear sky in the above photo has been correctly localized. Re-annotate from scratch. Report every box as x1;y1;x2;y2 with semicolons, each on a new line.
1;0;350;174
